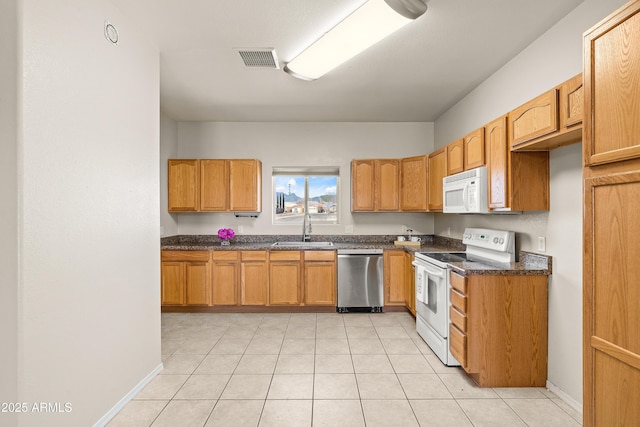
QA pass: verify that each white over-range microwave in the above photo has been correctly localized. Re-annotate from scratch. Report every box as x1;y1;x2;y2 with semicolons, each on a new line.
442;166;489;213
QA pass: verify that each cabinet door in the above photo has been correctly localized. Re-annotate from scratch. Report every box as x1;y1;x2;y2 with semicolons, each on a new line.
584;6;640;166
240;252;268;305
161;261;185;305
485;116;509;209
464;127;485;170
400;155;428;211
185;261;211;305
212;252;238;306
509;89;559;148
404;252;415;314
304;262;336;305
352;160;375;211
200;160;228;211
375;159;400;211
427;148;446;212
446;139;464;175
584;170;640;426
229;159;261;211
562;73;583;129
168;159;199;212
383;250;406;306
269;256;301;305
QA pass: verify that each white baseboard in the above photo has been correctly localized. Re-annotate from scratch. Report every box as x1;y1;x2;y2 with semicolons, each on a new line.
546;380;583;415
93;362;164;427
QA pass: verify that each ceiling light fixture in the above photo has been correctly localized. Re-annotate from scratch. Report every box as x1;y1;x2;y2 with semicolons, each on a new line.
284;0;427;81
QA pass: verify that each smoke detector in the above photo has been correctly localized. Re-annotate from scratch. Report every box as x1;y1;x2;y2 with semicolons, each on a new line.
235;48;279;69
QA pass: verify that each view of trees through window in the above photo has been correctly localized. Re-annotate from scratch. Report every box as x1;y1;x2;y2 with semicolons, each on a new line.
274;175;338;224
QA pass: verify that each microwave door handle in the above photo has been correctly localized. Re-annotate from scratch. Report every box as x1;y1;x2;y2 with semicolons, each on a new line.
462;183;470;211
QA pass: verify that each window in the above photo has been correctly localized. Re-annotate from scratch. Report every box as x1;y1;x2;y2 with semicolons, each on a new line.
273;167;339;224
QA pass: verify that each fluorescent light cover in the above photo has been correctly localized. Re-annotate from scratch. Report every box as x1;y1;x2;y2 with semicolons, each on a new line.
285;0;416;80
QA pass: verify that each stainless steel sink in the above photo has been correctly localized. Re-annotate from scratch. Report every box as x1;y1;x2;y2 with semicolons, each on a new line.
271;241;334;247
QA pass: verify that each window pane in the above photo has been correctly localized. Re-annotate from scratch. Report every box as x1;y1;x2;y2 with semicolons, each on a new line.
274;175;306;224
308;176;337;223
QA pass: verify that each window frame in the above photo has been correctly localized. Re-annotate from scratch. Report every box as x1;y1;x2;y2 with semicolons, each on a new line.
272;167;340;225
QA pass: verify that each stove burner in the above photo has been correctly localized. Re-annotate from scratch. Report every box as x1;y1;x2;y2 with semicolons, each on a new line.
419;252;468;263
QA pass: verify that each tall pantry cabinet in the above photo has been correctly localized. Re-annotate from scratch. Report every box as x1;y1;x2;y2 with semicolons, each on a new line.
583;1;640;426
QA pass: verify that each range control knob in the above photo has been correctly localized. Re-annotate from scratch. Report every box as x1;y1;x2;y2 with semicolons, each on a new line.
493;237;499;244
499;238;504;244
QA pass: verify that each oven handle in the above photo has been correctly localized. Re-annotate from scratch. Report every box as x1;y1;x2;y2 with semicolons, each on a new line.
412;261;446;278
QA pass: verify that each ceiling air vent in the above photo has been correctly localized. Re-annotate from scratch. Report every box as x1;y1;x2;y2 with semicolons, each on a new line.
236;48;279;69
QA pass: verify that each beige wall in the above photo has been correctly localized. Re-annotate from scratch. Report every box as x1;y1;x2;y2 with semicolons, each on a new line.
19;1;161;425
433;0;628;411
160;113;179;237
164;121;435;236
0;1;18;425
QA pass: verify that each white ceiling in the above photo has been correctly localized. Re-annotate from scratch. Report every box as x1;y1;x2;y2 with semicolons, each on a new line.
111;0;583;122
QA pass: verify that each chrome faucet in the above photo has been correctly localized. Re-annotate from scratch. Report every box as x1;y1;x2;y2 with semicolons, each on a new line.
302;214;312;242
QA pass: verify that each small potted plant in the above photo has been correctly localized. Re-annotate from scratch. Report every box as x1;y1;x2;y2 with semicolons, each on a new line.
217;228;235;246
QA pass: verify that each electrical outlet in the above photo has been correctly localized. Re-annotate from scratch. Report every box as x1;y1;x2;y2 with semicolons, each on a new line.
345;225;354;234
238;225;244;234
447;227;451;236
538;236;546;252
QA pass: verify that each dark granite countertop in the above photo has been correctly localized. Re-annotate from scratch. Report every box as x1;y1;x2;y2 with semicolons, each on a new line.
160;234;551;275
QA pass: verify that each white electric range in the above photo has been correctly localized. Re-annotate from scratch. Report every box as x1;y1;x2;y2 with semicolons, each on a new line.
413;228;515;366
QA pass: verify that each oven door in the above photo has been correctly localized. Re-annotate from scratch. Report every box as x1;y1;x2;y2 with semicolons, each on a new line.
413;260;448;338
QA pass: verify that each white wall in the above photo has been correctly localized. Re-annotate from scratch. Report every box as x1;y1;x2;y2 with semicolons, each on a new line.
166;121;435;236
19;1;161;426
433;0;628;410
160;113;179;236
0;1;19;425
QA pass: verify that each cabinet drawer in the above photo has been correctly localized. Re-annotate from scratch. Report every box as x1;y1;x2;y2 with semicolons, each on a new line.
212;250;238;261
450;271;467;294
241;251;268;261
449;306;467;332
449;324;467;368
162;250;210;262
304;251;336;261
450;288;467;313
269;251;301;261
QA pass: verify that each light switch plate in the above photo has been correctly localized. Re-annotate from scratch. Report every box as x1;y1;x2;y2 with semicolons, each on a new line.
345;225;354;234
538;236;546;252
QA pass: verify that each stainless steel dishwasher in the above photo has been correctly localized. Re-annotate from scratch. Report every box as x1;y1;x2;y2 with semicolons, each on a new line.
337;249;384;313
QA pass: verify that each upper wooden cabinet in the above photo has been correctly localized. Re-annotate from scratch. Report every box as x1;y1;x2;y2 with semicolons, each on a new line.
486;115;550;211
168;159;200;211
427;148;446;212
376;159;400;211
584;6;640;166
463;127;485;170
446;139;464;175
509;74;584;151
351;159;400;211
168;159;262;213
400;155;428;211
201;160;228;211
229;159;262;212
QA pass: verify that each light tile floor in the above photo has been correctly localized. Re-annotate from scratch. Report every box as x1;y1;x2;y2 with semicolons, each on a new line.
108;312;582;427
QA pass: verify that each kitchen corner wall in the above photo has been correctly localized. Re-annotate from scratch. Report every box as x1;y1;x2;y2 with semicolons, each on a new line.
0;0;18;423
163;121;435;236
19;1;161;426
433;0;628;411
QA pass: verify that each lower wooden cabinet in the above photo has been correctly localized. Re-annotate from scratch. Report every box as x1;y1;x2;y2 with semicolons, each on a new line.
211;251;238;305
161;250;211;306
304;251;337;305
384;250;406;306
240;251;268;305
404;252;416;315
449;270;548;387
269;251;302;305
